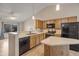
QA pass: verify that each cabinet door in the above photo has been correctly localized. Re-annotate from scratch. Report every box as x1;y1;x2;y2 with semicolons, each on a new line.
30;36;36;48
55;19;61;29
30;37;34;48
61;16;77;23
61;18;68;23
43;21;47;29
35;20;43;29
68;16;77;23
43;33;46;39
36;34;40;45
40;33;44;41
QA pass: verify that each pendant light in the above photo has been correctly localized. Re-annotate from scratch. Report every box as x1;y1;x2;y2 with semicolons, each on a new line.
56;4;60;11
10;16;16;20
9;11;16;20
32;4;35;20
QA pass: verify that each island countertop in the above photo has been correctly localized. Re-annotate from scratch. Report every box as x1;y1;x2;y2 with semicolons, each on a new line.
41;36;79;46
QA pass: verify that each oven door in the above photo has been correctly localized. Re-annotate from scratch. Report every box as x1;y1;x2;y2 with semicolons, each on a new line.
47;24;55;28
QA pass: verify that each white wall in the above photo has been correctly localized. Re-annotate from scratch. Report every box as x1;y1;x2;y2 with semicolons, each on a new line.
36;4;79;21
24;17;35;31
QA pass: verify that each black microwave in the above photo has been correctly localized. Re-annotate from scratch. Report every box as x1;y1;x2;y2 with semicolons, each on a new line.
47;24;55;28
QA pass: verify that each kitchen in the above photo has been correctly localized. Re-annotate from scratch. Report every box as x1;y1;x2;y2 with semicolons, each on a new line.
0;3;79;56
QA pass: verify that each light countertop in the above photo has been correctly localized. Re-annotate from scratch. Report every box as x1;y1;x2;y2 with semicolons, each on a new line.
18;31;47;38
41;36;79;46
8;31;47;38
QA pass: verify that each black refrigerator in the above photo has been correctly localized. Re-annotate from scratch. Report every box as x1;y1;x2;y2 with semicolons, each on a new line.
61;22;79;51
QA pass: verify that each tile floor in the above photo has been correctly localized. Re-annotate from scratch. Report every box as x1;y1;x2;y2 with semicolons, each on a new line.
0;39;8;56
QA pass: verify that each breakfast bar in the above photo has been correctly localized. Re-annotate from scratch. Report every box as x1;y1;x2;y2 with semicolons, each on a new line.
41;36;79;56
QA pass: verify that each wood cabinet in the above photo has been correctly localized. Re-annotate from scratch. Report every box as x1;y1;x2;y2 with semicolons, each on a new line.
61;17;68;23
68;16;77;23
36;34;40;45
35;19;43;29
61;16;77;23
36;16;77;29
30;33;45;49
44;45;69;56
30;35;36;48
43;20;55;29
43;21;47;29
39;34;43;41
54;19;61;29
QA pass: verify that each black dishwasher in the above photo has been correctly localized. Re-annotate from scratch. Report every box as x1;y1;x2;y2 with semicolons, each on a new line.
19;36;30;55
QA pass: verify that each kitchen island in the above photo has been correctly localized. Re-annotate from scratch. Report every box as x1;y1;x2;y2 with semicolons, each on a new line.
41;36;79;56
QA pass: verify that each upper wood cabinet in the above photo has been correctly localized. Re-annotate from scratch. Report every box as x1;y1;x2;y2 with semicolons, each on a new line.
61;18;68;23
61;16;77;23
68;16;77;23
43;20;55;29
54;19;61;29
35;19;43;29
43;21;47;29
35;16;77;29
46;20;55;24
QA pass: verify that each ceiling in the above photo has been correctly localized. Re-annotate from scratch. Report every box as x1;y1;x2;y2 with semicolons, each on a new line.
0;3;78;22
0;3;56;22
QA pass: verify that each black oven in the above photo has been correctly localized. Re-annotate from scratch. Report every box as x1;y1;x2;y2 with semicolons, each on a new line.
47;24;55;28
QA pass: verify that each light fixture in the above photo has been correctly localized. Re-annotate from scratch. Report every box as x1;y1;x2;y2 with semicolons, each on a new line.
9;16;16;20
9;11;16;20
32;16;35;20
56;4;60;11
32;4;35;20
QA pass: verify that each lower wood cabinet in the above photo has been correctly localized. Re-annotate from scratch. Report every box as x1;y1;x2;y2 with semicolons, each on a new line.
36;34;40;45
44;45;69;56
30;33;45;49
30;35;36;48
39;33;44;41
